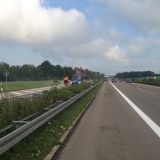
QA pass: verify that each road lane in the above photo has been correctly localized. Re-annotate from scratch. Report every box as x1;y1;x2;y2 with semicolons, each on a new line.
112;81;160;127
52;82;160;160
110;81;160;138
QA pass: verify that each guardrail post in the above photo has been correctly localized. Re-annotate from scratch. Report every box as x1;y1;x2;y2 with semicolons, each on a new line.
13;121;29;129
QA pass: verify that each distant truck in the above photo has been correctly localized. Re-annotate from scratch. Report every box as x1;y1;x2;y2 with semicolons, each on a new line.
104;76;109;81
71;74;83;84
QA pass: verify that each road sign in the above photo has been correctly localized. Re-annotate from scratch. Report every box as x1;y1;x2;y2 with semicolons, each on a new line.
4;70;9;77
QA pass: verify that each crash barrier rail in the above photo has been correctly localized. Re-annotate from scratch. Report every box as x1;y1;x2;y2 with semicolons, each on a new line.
0;82;100;155
0;113;38;133
0;86;62;134
0;99;65;134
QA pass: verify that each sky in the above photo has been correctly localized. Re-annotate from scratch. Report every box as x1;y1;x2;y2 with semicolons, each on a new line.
0;0;160;75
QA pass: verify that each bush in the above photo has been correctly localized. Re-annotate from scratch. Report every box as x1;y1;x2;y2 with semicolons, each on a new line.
0;82;93;129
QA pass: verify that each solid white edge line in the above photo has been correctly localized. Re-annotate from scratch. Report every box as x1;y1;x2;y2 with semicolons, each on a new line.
109;81;160;138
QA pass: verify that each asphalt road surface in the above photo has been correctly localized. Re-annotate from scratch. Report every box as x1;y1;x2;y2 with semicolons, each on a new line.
53;81;160;160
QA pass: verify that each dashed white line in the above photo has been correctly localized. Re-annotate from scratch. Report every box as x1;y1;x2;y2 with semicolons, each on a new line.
110;81;160;138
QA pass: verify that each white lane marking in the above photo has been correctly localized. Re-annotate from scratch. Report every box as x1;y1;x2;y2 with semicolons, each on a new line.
9;87;51;96
29;88;48;92
23;90;34;93
109;81;160;138
10;92;24;95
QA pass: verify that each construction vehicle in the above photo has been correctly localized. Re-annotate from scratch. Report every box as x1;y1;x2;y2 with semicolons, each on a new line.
71;67;85;85
71;74;83;84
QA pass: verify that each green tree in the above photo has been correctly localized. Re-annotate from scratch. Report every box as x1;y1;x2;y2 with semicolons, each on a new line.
40;60;52;80
55;65;64;79
8;65;20;81
63;66;74;79
116;71;155;78
0;62;9;81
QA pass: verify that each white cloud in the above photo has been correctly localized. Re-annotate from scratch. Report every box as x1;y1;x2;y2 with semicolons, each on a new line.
0;0;90;45
96;0;160;34
128;38;146;56
105;45;130;64
69;39;108;57
1;0;160;75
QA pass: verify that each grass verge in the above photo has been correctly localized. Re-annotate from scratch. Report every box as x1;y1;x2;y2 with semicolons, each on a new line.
0;82;103;160
0;80;57;92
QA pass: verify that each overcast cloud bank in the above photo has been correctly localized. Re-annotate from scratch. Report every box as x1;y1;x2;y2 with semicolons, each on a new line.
0;0;160;75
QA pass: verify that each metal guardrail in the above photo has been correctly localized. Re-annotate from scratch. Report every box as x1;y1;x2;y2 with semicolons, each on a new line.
0;83;99;155
0;113;38;133
0;86;61;133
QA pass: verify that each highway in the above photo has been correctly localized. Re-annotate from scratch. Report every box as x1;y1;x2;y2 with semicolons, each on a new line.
52;81;160;160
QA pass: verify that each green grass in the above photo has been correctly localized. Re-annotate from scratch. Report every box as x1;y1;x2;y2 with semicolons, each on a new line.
0;80;60;92
133;76;160;82
132;76;160;87
0;82;102;160
156;76;160;80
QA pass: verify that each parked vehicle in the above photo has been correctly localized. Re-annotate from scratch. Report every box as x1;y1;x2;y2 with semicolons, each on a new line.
71;74;83;84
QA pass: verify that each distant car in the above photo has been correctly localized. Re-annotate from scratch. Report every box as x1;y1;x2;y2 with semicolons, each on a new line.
119;79;123;82
112;78;117;82
126;79;131;83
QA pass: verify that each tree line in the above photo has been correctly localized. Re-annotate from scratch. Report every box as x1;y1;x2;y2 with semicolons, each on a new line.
0;61;104;81
115;71;156;79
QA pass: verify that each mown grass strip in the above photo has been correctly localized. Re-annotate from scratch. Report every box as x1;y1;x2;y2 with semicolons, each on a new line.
0;82;103;160
0;80;56;92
